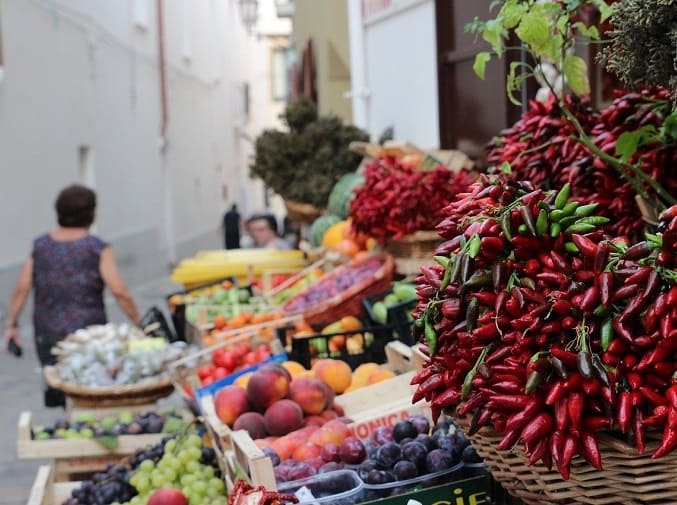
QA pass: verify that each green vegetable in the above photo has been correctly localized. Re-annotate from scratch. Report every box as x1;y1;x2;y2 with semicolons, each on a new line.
393;283;417;302
327;173;365;219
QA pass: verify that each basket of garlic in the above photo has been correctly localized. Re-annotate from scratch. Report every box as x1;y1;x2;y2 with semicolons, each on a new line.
44;323;194;407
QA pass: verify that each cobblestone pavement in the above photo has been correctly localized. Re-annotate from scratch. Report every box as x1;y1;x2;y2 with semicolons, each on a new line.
0;276;181;505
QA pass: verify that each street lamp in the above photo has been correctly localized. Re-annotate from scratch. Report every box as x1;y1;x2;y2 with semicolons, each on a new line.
238;0;258;33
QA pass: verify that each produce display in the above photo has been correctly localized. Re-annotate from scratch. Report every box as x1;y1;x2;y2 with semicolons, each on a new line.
195;343;275;387
486;89;677;240
349;157;475;243
53;324;189;387
272;269;326;306
62;433;224;505
368;283;417;325
228;479;298;505
167;280;242;309
283;258;384;313
411;174;677;479
32;410;187;440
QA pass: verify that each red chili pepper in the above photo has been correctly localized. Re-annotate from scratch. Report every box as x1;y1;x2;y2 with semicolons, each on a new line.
633;408;647;454
639;386;667;406
571;234;598;257
555;398;568;431
410;366;434;386
626;372;644;390
598;271;613;307
581;432;603;470
611;283;640;302
580;285;600;313
505;399;543;433
613;319;634;343
551;300;572;316
487;394;533;410
431;388;462;408
559;434;579;480
652;408;677;459
550;348;578;367
624;266;652;285
567;392;584;433
546;380;566;405
521;412;554;444
583;416;611;431
618;391;632;433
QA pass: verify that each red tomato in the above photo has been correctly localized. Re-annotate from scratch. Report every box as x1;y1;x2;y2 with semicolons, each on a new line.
212;367;229;381
242;352;258;365
213;349;237;370
255;346;271;361
201;376;214;387
234;343;252;358
212;349;227;367
197;365;214;380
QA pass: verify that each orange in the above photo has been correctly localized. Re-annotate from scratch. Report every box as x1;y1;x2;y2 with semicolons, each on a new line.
228;314;247;329
332;239;360;258
282;361;307;377
213;314;228;330
322;221;349;248
340;316;362;332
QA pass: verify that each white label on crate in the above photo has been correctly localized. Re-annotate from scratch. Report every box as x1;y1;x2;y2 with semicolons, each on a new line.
295;486;317;503
407;500;424;505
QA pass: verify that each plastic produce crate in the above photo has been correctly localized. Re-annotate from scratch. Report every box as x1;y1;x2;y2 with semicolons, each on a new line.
362;288;417;345
275;323;394;370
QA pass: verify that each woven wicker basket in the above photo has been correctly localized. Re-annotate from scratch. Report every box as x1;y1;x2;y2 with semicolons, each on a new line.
282;253;395;326
455;415;677;505
44;366;174;408
384;230;440;276
283;198;323;225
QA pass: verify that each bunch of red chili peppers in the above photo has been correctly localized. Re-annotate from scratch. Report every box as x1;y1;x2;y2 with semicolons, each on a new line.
349;157;475;243
411;174;677;479
487;88;677;241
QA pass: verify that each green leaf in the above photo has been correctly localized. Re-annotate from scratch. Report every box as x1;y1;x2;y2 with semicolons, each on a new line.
543;33;564;62
506;61;529;106
499;1;525;29
563;54;590;95
95;436;119;451
616;131;641;162
515;12;551;55
660;110;677;142
592;0;613;22
573;21;599;40
482;19;505;55
473;52;492;80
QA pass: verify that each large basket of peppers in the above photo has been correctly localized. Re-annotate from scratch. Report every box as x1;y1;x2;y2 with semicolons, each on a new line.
410;174;677;505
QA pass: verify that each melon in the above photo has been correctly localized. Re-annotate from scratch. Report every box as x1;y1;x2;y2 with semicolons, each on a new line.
310;214;342;247
327;173;364;219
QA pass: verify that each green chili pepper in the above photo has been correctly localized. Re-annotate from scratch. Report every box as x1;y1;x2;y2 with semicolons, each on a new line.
601;318;613;352
575;216;610;226
554;182;571;209
561;201;579;216
462;344;492;399
467;234;481;259
500;212;513;240
466;298;479;332
450;253;463;284
535;209;549;236
433;255;450;268
424;316;438;356
550;209;565;222
564;241;580;254
518;223;529;235
565;222;597;234
574;203;598;217
558;216;578;229
550;222;561;238
439;261;453;291
525;371;543;394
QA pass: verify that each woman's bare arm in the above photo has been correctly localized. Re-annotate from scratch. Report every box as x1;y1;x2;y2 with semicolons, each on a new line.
99;247;141;325
4;257;33;350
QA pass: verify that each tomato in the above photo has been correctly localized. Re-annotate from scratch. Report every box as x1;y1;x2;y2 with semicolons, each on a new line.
242;352;258;366
197;365;214;380
255;345;271;361
213;349;237;370
212;367;230;381
213;314;228;330
234;343;252;358
201;376;214;387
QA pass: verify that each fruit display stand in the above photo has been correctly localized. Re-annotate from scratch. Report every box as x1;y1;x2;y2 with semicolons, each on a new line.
199;369;431;491
17;411;181;481
26;465;79;505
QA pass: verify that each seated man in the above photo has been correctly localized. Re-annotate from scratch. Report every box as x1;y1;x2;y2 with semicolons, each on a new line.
246;214;292;250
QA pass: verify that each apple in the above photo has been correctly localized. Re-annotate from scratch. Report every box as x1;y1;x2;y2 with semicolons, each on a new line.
147;489;188;505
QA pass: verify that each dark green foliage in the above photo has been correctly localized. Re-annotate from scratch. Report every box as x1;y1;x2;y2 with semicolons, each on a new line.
250;99;369;208
601;1;677;95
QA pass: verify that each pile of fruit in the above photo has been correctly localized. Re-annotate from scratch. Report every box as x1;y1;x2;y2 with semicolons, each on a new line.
62;433;225;505
412;174;677;478
167;280;244;309
32;410;186;440
266;415;480;501
283;258;386;314
284;317;374;360
212;360;395;439
195;343;275;388
368;283;417;325
349;157;476;243
200;312;285;347
271;268;326;306
486;89;677;240
54;325;189;387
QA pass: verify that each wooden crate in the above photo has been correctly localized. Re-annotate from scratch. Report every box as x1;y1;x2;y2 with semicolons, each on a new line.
26;466;79;505
383;340;416;375
66;400;163;422
201;369;432;490
17;411;163;481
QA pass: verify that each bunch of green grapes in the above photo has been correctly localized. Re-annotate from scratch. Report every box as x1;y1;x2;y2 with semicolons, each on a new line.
123;434;227;505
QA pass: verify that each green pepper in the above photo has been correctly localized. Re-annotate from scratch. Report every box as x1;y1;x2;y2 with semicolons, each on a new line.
574;203;598;217
601;318;613;352
561;201;579;216
575;216;611;226
565;222;597;234
467;234;481;259
433;255;450;268
550;222;561;238
535;208;549;236
554;182;571;210
500;212;513;240
424;316;438;356
564;241;580;254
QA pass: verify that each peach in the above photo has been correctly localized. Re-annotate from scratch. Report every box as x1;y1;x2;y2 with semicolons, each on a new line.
282;361;307;378
323;420;350;440
368;369;396;384
214;385;250;426
350;363;381;388
321;409;339;421
292;442;322;461
233;412;267;440
271;436;295;460
313;359;352;394
247;366;291;410
264;400;304;436
289;377;328;415
308;427;345;447
318;381;335;409
234;371;253;389
303;415;326;428
286;429;310;446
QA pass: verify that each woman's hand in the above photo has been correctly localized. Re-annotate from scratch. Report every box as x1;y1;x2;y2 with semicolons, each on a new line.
4;326;20;352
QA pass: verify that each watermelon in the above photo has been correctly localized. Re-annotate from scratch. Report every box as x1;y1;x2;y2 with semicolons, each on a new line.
327;173;364;219
310;214;342;247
